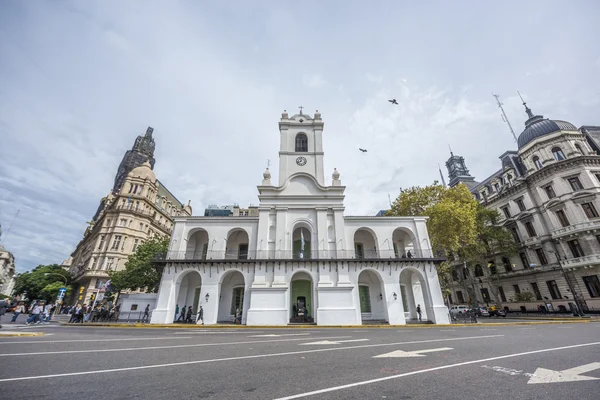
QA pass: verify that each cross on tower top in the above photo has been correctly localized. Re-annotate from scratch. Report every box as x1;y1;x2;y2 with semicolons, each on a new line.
298;105;303;115
267;159;271;169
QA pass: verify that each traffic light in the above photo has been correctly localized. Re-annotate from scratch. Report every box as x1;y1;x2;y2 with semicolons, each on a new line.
90;293;96;302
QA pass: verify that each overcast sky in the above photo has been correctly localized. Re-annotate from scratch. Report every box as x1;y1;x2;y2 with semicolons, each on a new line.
1;1;599;273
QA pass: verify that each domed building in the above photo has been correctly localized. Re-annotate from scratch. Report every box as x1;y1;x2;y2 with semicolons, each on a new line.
445;101;600;313
68;127;192;306
150;110;449;326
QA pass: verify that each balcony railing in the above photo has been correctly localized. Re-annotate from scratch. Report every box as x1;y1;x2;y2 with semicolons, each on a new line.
155;248;436;262
560;254;600;270
551;220;600;238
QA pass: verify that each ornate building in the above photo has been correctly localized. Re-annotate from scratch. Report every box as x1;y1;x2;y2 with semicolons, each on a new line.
150;110;449;326
68;127;191;305
446;103;600;312
0;245;16;296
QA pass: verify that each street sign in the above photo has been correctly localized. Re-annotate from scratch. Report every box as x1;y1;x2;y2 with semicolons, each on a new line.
528;362;600;384
373;347;453;358
57;287;67;301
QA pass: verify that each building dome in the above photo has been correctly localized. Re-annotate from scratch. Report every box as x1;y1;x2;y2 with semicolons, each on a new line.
516;105;577;148
128;160;156;182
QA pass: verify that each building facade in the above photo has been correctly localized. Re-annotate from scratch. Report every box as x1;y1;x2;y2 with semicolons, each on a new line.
0;245;16;296
68;127;191;305
151;110;449;326
446;103;600;312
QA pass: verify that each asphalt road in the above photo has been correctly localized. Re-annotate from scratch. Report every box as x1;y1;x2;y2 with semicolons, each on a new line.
1;322;599;399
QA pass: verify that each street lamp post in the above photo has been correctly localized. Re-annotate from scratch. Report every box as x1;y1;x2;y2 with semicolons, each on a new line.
548;249;585;317
44;273;68;315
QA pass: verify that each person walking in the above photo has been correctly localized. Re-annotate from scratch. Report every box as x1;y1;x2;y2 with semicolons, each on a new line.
174;304;179;322
416;304;422;321
196;305;204;325
185;306;192;323
0;299;8;328
26;302;44;325
10;303;25;323
42;303;52;324
141;304;150;323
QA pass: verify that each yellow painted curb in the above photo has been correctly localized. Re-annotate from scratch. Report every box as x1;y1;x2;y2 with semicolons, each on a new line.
0;331;45;337
59;319;591;329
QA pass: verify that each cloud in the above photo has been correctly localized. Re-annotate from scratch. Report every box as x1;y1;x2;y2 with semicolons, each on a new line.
302;74;327;88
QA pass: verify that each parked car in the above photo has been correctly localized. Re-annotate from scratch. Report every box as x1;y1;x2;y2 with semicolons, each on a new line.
487;306;506;317
450;305;469;315
476;307;490;317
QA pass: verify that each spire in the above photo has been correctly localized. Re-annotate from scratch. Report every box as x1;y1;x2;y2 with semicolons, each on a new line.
518;91;534;119
438;163;447;187
448;144;454;157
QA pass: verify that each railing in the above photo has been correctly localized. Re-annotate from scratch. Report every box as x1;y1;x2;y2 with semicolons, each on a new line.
560;254;600;269
156;248;435;261
551;220;600;238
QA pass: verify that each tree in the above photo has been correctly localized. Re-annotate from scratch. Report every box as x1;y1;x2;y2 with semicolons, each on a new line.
108;236;170;293
12;264;72;302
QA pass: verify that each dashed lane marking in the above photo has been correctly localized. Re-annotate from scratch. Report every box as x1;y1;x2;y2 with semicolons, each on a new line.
0;337;193;345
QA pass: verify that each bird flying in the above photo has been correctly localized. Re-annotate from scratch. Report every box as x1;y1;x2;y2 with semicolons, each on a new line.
359;148;367;153
388;99;398;105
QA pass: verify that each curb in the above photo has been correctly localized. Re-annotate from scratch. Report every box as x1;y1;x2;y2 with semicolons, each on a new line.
59;319;591;329
0;331;45;337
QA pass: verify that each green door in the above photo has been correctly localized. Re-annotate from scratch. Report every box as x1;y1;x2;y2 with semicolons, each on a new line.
359;285;371;313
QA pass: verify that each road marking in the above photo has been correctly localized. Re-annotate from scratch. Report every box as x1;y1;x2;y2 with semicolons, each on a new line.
174;331;247;335
273;341;600;399
480;328;498;331
528;362;600;384
0;335;503;381
0;337;192;345
249;333;311;338
439;329;456;332
519;328;537;330
0;336;351;357
299;339;369;346
373;347;453;358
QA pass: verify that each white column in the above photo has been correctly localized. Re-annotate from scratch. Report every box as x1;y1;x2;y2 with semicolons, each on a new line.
150;266;177;324
424;262;451;324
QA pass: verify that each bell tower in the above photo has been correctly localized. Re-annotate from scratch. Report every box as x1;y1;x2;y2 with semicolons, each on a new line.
278;108;325;186
445;149;476;188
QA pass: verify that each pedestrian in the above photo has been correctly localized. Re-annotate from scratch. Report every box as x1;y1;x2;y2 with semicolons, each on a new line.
196;305;204;325
11;303;25;323
407;250;413;258
234;307;241;324
141;304;150;323
416;304;422;321
177;305;186;322
42;303;52;324
185;306;192;323
114;303;121;321
175;304;179;322
0;299;7;328
26;302;44;325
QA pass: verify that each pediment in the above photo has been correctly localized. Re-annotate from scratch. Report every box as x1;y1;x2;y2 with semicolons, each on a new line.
570;191;596;203
282;174;323;196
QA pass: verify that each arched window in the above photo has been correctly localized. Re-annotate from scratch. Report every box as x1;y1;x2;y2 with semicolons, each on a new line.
475;265;484;277
462;268;470;279
533;156;543;170
575;144;583;154
295;133;308;152
452;270;459;281
552;147;566;161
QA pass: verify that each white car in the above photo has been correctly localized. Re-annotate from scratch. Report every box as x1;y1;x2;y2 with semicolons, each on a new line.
450;305;469;315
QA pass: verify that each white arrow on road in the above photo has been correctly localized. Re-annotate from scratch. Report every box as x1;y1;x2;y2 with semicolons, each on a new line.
249;333;311;337
373;347;453;358
528;363;600;384
299;339;370;346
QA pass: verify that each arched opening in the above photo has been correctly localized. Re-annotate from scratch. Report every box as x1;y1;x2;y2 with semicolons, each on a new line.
533;156;543;170
290;271;314;323
353;228;379;259
552;147;566;161
399;268;434;322
218;270;246;323
175;270;202;323
187;229;209;260
392;228;417;258
474;264;484;277
295;133;308;152
226;228;249;259
358;270;388;323
292;226;312;259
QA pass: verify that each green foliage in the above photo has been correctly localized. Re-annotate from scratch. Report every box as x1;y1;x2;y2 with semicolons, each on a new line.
514;292;534;303
108;236;170;293
463;206;519;265
12;264;72;301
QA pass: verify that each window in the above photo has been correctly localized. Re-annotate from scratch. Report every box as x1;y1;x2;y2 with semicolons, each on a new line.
544;185;556;199
524;221;537;237
501;206;511;219
552;147;566;161
111;235;122;250
354;243;364;259
546;280;562;300
139;223;144;231
91;257;98;270
568;177;583;191
95;279;105;289
533;156;543;170
106;219;111;227
556;210;570;227
456;291;465;303
130;304;138;311
511;227;521;243
519;252;530;268
132;239;139;252
106;257;114;271
462;268;470;279
498;286;507;302
120;218;127;227
230;287;244;315
295;133;308;152
516;198;526;212
474;264;484;277
98;235;106;250
530;282;543;300
488;262;497;275
502;257;513;272
582;275;600;298
567;239;585;258
452;270;459;281
535;248;548;265
582;202;599;219
494;183;500;192
238;244;249;260
480;288;491;303
359;286;372;313
513;284;521;294
595;173;600;185
575;144;583;154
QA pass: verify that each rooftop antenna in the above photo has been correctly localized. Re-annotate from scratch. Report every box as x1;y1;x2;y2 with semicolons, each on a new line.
492;93;518;142
0;209;20;244
448;144;453;156
438;163;447;187
388;193;392;208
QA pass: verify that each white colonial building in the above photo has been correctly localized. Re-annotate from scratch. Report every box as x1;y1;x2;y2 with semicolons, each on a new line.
151;110;449;326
